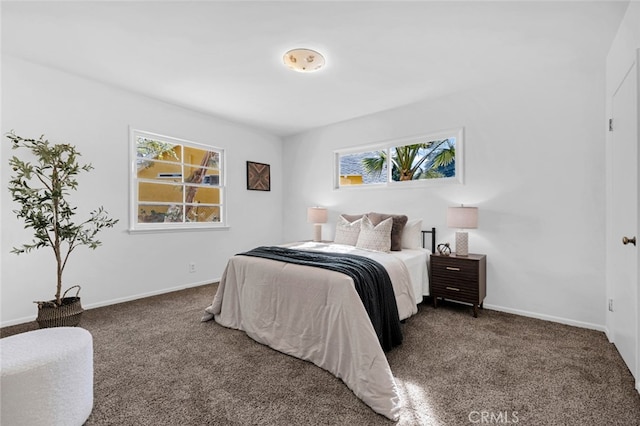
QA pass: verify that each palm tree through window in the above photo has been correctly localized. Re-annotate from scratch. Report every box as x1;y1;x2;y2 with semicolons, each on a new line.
335;129;463;188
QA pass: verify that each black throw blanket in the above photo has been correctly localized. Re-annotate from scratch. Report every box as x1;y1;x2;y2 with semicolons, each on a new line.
238;246;402;352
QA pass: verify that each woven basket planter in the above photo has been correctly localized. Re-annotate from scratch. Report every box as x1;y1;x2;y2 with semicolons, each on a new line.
35;285;84;328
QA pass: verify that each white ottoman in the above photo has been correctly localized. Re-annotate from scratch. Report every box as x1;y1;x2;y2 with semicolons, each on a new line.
1;327;94;426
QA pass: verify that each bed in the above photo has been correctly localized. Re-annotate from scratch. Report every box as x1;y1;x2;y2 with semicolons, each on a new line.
202;214;434;421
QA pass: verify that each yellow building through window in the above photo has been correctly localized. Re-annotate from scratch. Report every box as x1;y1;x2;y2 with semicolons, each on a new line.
131;130;225;230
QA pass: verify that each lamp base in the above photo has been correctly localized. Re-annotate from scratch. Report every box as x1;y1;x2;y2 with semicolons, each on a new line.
455;231;469;256
313;224;323;242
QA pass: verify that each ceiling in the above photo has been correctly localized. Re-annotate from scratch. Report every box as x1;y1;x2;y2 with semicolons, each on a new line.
1;1;629;137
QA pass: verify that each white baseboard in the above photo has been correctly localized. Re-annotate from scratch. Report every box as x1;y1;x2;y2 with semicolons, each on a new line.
0;279;219;328
1;314;38;328
604;326;614;343
83;279;218;311
482;303;607;333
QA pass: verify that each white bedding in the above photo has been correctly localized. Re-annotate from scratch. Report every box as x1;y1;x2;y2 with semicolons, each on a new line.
202;242;426;420
389;248;431;302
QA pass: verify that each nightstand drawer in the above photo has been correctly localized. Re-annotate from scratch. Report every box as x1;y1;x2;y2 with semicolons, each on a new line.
431;283;477;303
431;278;478;294
431;257;479;279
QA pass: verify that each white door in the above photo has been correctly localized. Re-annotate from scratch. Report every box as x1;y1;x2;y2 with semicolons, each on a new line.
610;54;639;381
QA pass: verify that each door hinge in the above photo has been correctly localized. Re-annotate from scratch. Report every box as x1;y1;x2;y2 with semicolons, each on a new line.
609;118;613;132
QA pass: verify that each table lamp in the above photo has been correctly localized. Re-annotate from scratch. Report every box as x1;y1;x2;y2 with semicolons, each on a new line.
307;207;328;242
447;206;478;256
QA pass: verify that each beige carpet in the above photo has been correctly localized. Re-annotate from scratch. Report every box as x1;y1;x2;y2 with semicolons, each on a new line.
2;283;639;425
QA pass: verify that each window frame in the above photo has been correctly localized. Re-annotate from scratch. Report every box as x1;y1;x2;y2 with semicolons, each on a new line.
333;127;464;190
129;128;227;232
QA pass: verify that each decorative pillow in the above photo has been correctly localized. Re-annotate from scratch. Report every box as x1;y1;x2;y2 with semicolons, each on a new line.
341;213;365;223
401;219;423;249
367;212;408;251
334;216;362;246
356;215;392;252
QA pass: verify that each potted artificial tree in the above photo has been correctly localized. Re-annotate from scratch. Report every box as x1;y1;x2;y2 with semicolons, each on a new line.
7;131;118;328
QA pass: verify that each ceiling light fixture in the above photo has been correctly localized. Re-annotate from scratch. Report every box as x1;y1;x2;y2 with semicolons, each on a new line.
283;48;325;73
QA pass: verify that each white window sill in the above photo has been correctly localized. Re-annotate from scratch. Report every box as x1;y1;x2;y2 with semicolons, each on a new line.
128;225;230;234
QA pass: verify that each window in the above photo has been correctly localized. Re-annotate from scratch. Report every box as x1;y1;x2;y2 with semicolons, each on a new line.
130;129;225;231
334;128;463;189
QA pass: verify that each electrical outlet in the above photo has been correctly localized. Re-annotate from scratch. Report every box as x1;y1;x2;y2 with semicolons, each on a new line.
189;262;196;273
608;299;614;312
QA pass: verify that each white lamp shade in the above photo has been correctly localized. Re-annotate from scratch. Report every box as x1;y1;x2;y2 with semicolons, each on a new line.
447;206;478;229
307;207;328;224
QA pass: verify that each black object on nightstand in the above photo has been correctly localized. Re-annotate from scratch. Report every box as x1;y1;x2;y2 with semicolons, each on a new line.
430;253;486;317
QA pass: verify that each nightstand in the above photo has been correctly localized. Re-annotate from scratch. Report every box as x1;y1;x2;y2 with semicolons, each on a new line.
430;253;486;317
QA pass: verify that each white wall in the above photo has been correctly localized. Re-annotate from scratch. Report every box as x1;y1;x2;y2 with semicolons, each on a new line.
283;64;607;330
1;56;284;326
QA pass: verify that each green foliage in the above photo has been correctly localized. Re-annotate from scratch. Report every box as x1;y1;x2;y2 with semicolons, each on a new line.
136;137;179;169
362;139;455;181
7;131;119;305
362;151;388;177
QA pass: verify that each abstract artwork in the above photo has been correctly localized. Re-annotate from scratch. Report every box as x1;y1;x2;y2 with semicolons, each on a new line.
246;161;270;191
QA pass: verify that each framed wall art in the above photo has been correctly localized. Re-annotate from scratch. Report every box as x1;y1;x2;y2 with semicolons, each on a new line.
246;161;270;191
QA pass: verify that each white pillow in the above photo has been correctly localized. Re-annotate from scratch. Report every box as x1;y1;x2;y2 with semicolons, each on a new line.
402;219;423;249
334;216;362;246
356;215;392;252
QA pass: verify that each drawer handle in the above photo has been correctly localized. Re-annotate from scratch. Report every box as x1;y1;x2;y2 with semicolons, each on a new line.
446;286;460;291
446;267;461;271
